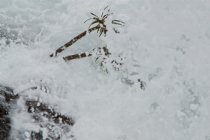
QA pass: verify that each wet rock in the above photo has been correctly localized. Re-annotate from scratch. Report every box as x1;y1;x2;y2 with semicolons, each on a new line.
0;85;75;139
0;85;14;140
26;100;74;139
30;131;43;140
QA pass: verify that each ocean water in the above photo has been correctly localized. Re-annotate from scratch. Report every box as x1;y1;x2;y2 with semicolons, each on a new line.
0;0;210;139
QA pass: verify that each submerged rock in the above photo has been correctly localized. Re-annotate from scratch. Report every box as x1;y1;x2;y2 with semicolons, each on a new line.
0;85;14;140
0;85;75;139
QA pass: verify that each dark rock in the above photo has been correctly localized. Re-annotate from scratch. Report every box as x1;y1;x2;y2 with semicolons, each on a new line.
26;100;74;139
26;100;74;126
0;85;75;139
31;131;43;140
0;85;14;140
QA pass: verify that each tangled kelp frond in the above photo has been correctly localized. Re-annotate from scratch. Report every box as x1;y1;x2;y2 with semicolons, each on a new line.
50;6;125;57
85;6;125;37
